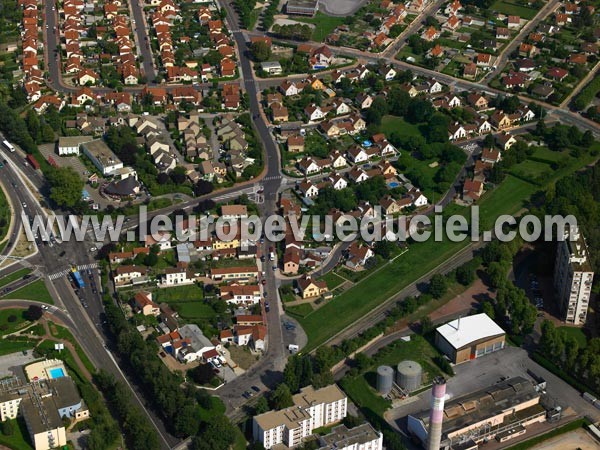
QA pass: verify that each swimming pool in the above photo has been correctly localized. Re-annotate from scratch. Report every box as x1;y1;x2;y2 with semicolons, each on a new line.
48;368;65;379
389;182;400;188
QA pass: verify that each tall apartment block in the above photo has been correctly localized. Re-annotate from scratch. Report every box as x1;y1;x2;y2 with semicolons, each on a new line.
554;227;594;325
253;384;348;449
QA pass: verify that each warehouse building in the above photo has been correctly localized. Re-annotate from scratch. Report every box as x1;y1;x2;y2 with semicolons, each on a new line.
434;313;505;364
407;377;547;449
286;0;318;16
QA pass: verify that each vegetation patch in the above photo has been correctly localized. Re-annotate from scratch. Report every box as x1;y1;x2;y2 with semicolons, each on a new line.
0;269;32;289
0;280;54;304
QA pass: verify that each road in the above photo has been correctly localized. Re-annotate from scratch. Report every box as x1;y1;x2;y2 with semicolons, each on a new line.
129;0;156;82
0;151;177;449
483;0;560;83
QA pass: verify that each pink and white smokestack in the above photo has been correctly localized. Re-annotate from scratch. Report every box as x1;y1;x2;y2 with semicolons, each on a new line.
427;377;446;450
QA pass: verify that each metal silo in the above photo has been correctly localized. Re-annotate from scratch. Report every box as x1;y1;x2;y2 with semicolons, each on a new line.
396;360;423;392
376;365;394;395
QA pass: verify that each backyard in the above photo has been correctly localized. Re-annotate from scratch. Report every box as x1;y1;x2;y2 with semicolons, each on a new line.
296;12;346;42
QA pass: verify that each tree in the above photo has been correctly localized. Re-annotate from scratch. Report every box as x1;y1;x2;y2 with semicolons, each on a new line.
254;396;269;415
194;180;214;196
374;240;395;259
24;305;43;321
455;264;475;286
269;383;293;410
174;402;200;437
1;419;14;436
26;110;41;143
487;262;506;289
41;124;56;143
190;364;215;385
428;273;447;299
192;416;237;450
46;167;84;209
251;41;272;62
420;316;434;334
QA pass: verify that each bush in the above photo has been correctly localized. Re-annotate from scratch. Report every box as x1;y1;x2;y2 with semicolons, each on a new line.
1;419;14;436
7;315;17;323
433;355;454;376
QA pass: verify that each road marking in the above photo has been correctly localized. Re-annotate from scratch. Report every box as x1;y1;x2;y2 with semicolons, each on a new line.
48;263;98;280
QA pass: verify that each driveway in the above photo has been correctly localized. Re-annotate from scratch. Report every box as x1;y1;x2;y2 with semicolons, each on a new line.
0;351;37;379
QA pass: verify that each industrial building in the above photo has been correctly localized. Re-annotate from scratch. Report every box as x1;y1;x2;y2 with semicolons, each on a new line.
81;139;124;176
407;377;547;449
253;384;347;448
434;314;505;364
286;0;318;16
317;423;383;450
554;226;594;325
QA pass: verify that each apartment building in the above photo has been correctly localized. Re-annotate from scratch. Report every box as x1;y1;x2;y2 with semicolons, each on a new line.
554;227;594;325
253;384;347;448
318;423;383;450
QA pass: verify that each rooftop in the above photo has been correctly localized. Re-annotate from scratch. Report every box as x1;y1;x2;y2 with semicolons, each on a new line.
318;423;381;449
436;313;505;350
292;384;346;409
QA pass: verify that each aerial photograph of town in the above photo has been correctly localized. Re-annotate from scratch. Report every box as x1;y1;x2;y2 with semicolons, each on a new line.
0;0;599;448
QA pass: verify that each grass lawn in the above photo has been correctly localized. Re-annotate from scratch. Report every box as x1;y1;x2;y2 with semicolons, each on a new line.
490;0;538;19
380;115;421;137
321;272;345;290
0;183;10;245
296;12;346;42
172;302;216;320
0;417;34;450
285;303;314;318
557;326;587;348
509;159;551;179
153;284;204;303
0;308;29;336
531;147;568;163
1;280;54;304
0;338;36;356
0;268;32;289
477;175;537;229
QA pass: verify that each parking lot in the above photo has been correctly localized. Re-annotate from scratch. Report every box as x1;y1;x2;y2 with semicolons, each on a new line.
386;346;600;431
0;350;37;379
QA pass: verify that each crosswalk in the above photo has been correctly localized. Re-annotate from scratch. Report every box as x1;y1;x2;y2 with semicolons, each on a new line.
263;175;281;181
48;263;99;281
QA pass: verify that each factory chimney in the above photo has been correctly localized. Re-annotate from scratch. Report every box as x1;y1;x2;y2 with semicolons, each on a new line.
427;377;446;450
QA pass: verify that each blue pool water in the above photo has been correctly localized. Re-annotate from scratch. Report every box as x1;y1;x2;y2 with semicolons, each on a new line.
389;182;399;188
363;140;373;147
48;368;65;379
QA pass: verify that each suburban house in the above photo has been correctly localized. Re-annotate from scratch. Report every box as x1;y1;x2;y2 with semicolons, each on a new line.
133;291;160;316
296;275;329;299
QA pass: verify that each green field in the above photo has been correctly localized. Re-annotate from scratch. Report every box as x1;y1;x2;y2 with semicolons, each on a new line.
0;308;29;336
380;115;421;137
153;284;204;302
1;280;54;304
531;147;568;163
0;417;34;450
0;182;10;245
478;175;537;228
172;302;217;320
490;0;538;19
321;272;345;290
0;269;32;289
510;159;552;178
296;12;346;42
340;335;443;416
0;338;36;356
286;303;314;318
49;324;96;374
557;326;587;348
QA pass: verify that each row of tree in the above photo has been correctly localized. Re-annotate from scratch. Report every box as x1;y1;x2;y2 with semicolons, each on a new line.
539;321;600;393
102;298;238;445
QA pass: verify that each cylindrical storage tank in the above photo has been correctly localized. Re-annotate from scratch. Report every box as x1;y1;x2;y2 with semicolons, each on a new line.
376;365;394;395
396;360;423;392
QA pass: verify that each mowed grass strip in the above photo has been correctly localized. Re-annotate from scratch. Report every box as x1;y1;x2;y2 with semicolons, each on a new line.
1;280;54;304
0;268;32;289
490;0;538;19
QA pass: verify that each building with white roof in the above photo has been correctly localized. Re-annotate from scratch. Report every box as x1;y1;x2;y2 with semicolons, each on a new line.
434;313;505;364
